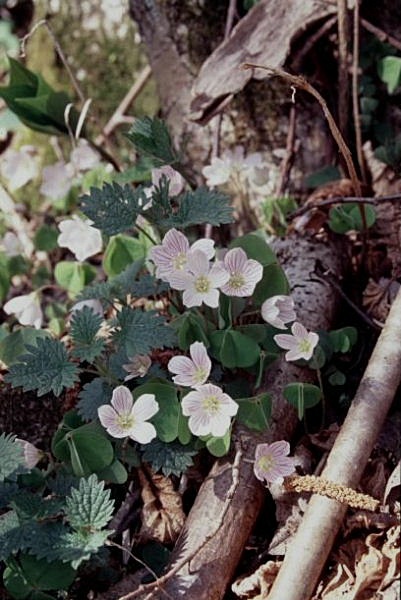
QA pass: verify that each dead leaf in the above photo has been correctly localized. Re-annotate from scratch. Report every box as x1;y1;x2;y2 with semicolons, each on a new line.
138;468;185;544
383;461;401;507
363;278;401;323
189;0;337;123
231;560;282;599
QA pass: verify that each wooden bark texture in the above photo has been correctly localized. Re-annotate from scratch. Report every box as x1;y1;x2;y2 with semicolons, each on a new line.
146;236;344;600
267;286;401;600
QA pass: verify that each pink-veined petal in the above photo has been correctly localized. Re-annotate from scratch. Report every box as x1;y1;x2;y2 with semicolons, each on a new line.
224;248;247;272
209;262;230;287
111;386;134;415
242;260;263;284
190;342;211;372
163;228;189;254
203;288;220;308
191;238;215;259
98;405;118;428
186;249;210;275
168;271;193;290
209;414;231;437
182;288;203;308
181;390;202;416
291;322;308;339
168;356;194;376
188;412;212;436
274;333;299;350
268;440;291;457
132;394;159;421
128;421;157;444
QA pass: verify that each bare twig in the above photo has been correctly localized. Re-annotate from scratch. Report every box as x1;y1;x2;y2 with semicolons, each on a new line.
267;287;401;600
20;19;85;104
352;0;367;183
361;18;401;53
117;443;243;600
336;0;349;139
289;192;401;218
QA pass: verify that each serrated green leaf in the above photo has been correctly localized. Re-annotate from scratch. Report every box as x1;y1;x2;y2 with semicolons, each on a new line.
0;511;37;561
141;439;196;477
0;434;25;482
0;327;50;367
56;529;110;568
65;474;114;531
113;307;176;356
80;182;146;235
4;337;79;397
126;117;178;166
70;306;105;362
77;378;113;421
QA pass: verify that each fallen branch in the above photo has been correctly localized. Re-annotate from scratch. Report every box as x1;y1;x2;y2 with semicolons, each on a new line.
267;286;401;600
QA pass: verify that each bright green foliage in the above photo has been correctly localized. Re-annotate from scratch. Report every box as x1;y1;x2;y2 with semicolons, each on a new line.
103;234;146;276
126;116;179;166
54;261;96;296
210;329;261;368
4;338;79;397
70;306;105;362
328;327;358;353
0;58;80;135
378;56;401;94
205;430;231;457
328;203;376;233
80;182;147;235
77;378;113;421
113;307;176;356
283;382;322;420
141;440;197;477
0;435;25;482
65;474;114;531
33;224;59;251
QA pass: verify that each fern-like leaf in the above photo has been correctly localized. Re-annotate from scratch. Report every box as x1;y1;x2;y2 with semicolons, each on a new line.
141;439;197;477
70;306;105;362
112;307;176;356
80;182;147;235
4;337;79;397
167;187;233;227
65;474;114;531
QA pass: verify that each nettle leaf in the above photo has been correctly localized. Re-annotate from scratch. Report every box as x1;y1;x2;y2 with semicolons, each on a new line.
4;337;79;397
65;474;114;531
130;273;169;298
70;306;105;362
283;382;322;420
141;440;197;477
168;187;233;228
126;116;179;166
57;529;110;569
0;434;25;482
77;378;113;421
80;182;147;235
113;307;176;356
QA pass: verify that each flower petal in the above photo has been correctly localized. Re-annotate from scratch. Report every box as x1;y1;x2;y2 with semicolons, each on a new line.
132;394;159;421
128;421;157;444
111;386;134;415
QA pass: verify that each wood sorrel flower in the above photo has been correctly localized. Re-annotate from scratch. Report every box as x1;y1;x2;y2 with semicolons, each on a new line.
274;322;319;361
123;354;152;381
182;383;238;437
168;341;211;387
220;247;263;297
98;385;158;443
57;215;102;262
261;295;296;330
149;228;215;282
168;249;229;308
16;439;43;469
3;292;43;329
254;441;295;484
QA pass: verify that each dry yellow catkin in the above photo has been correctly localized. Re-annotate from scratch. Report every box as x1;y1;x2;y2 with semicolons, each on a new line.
285;475;380;512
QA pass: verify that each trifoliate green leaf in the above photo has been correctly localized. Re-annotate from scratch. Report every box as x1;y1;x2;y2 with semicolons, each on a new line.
4;337;79;397
112;307;176;356
80;182;147;235
65;474;114;531
70;306;105;362
3;554;76;596
0;434;25;482
125;117;179;166
141;440;197;477
77;378;113;422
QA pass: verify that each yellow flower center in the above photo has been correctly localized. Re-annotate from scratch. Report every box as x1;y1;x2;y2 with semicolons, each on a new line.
195;275;210;293
229;272;245;289
299;339;312;354
194;367;207;383
257;455;274;472
117;414;135;430
173;252;187;270
202;395;220;414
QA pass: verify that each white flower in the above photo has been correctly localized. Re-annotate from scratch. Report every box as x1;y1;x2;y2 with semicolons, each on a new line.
182;383;238;437
70;299;104;316
149;228;215;281
254;441;295;484
151;165;184;196
202;146;264;187
0;146;38;190
40;161;74;200
98;385;159;443
274;322;319;361
57;215;102;262
3;292;43;329
168;341;211;387
0;232;24;257
70;141;101;172
261;295;296;330
220;247;263;297
123;355;152;381
16;439;43;469
169;249;229;308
